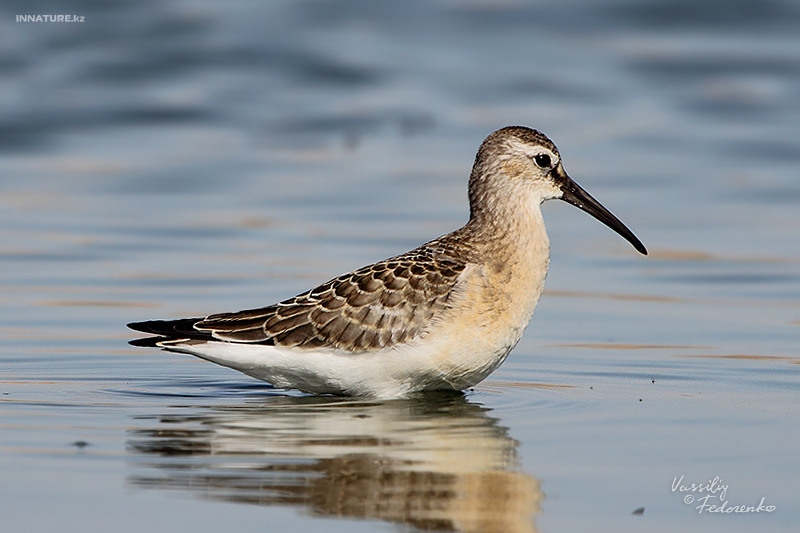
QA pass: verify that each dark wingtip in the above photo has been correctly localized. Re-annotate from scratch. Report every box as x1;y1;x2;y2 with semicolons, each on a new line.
127;318;211;347
127;320;153;333
128;336;167;347
127;318;203;335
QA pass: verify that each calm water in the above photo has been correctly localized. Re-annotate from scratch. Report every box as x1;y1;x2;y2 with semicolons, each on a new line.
2;1;799;532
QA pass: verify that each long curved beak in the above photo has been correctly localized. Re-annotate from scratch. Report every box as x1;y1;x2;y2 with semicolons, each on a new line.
552;164;647;255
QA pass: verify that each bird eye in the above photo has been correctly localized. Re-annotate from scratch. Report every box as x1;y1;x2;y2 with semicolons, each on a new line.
533;153;551;168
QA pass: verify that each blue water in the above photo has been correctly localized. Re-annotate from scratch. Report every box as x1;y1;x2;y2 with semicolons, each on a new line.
2;1;799;532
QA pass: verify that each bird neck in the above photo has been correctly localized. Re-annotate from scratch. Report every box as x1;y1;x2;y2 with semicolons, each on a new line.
448;181;552;345
459;185;550;282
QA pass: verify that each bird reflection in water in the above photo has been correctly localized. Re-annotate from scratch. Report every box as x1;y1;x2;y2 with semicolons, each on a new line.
127;393;542;533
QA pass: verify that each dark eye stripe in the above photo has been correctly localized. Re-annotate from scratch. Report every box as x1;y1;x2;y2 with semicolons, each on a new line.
534;153;551;168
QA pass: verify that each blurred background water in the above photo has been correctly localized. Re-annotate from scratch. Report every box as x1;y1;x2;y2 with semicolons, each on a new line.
1;1;799;532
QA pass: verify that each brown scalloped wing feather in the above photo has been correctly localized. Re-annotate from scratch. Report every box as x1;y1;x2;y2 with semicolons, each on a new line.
194;244;468;352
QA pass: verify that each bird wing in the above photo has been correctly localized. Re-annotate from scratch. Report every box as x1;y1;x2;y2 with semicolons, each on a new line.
129;241;470;353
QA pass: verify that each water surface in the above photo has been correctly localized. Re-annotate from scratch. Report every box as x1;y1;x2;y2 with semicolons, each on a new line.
1;1;799;532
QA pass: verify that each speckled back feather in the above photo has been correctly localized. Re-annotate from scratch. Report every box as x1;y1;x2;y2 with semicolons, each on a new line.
132;236;472;353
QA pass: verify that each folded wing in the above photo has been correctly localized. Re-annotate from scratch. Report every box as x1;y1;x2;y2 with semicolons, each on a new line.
129;242;469;353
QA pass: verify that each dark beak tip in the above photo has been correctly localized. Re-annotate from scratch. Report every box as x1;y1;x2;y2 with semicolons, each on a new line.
629;237;648;256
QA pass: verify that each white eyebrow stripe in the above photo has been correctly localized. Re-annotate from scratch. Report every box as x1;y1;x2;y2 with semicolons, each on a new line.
506;139;559;164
